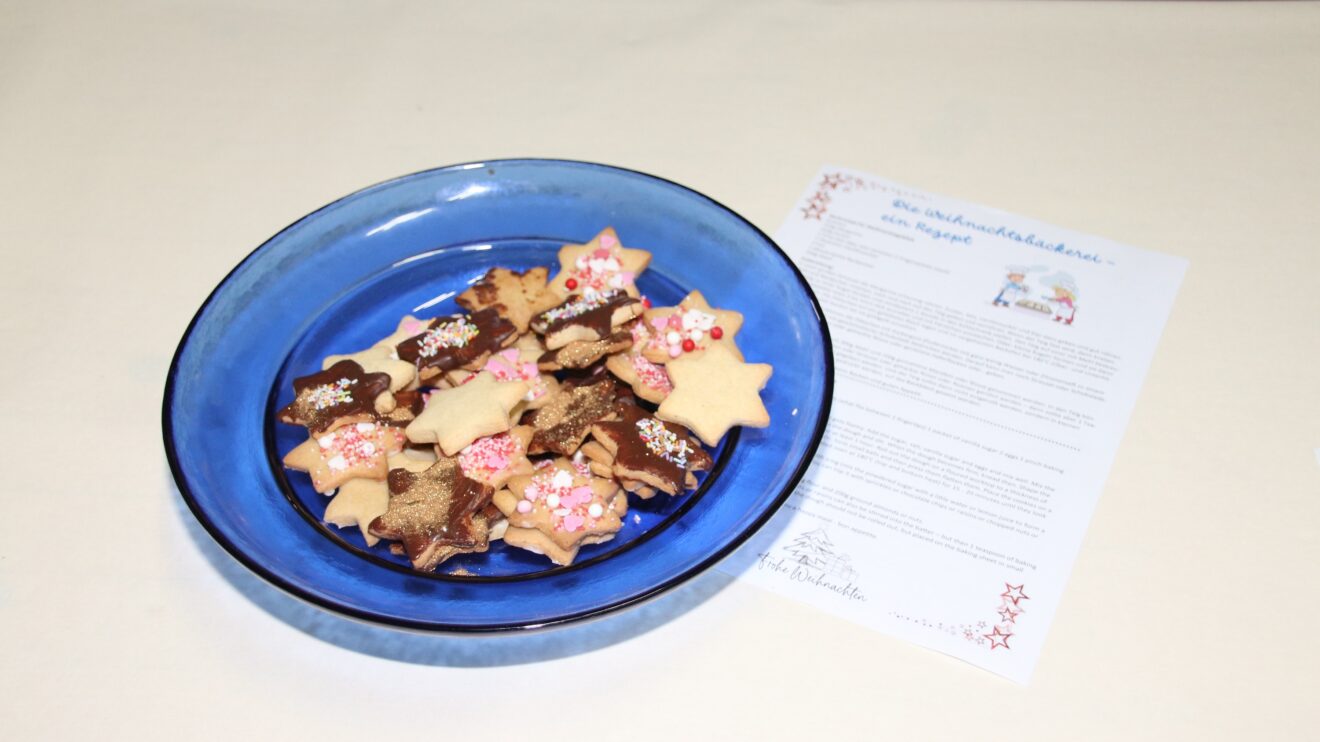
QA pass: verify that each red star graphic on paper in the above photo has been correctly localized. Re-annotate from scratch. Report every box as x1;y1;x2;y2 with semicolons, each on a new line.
1001;583;1030;605
822;174;842;188
983;625;1012;650
998;607;1020;623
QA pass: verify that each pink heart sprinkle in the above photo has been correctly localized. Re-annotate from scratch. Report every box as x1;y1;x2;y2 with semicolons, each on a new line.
650;317;669;331
600;234;617;248
404;319;423;333
562;514;585;532
499;349;519;362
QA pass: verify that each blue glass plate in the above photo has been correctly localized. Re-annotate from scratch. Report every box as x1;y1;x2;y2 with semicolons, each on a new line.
164;159;833;631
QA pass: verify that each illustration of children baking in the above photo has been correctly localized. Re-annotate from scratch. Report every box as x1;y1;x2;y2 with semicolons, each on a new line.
992;266;1033;307
1041;273;1079;325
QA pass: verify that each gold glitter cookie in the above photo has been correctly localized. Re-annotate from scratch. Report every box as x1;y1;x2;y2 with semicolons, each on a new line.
369;457;495;572
521;368;617;456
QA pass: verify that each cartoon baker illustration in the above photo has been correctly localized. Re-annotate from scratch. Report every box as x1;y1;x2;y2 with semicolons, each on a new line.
1041;272;1080;325
993;265;1036;307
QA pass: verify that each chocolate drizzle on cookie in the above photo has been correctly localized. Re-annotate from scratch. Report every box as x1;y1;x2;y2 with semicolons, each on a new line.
369;458;494;572
532;291;640;338
593;404;711;494
278;359;392;434
395;308;516;379
377;389;426;427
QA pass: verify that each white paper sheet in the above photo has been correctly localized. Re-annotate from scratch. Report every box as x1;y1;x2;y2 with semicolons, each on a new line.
723;166;1187;683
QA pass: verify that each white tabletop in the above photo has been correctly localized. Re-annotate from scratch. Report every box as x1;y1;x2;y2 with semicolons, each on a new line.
3;1;1317;739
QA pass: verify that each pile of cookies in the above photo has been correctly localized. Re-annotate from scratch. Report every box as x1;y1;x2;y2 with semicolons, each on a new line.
278;228;773;571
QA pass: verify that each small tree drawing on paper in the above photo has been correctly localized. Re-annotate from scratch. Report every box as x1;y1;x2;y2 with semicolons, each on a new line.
784;528;835;571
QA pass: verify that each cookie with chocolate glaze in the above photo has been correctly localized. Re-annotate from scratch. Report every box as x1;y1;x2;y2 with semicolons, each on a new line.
537;329;632;372
278;359;395;435
590;404;712;496
369;457;495;572
395;308;518;384
522;366;618;456
322;452;431;546
530;290;643;350
456;266;560;333
321;344;417;392
493;458;627;566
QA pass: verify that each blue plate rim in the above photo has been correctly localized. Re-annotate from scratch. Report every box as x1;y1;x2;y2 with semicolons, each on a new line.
161;157;834;633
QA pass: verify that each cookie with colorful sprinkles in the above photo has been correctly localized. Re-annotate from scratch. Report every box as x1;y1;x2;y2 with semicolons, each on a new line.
589;404;712;496
641;290;743;364
605;319;673;404
457;425;535;490
530;290;643;350
278;359;395;435
395;308;518;384
274;234;778;575
282;420;407;493
493;458;627;566
547;227;651;299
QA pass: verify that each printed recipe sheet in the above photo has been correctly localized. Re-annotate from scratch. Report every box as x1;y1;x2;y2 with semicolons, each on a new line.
725;167;1187;683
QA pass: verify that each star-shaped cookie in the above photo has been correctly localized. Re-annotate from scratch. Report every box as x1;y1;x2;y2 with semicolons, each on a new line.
368;457;494;572
394;308;518;384
282;421;407;492
479;347;559;409
642;290;743;364
547;227;652;298
373;315;431;350
322;453;440;546
455;266;561;333
322;344;417;392
457;425;535;489
590;404;712;496
656;343;772;446
605;319;673;403
493;458;626;566
522;368;618;455
277;359;394;434
405;371;529;455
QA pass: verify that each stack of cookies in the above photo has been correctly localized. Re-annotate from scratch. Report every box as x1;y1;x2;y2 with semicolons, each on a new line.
278;228;774;571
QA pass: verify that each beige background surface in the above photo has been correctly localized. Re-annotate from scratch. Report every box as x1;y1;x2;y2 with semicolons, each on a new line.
2;1;1317;739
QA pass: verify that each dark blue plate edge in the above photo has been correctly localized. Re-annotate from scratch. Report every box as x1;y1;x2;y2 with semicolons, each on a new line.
161;157;835;634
